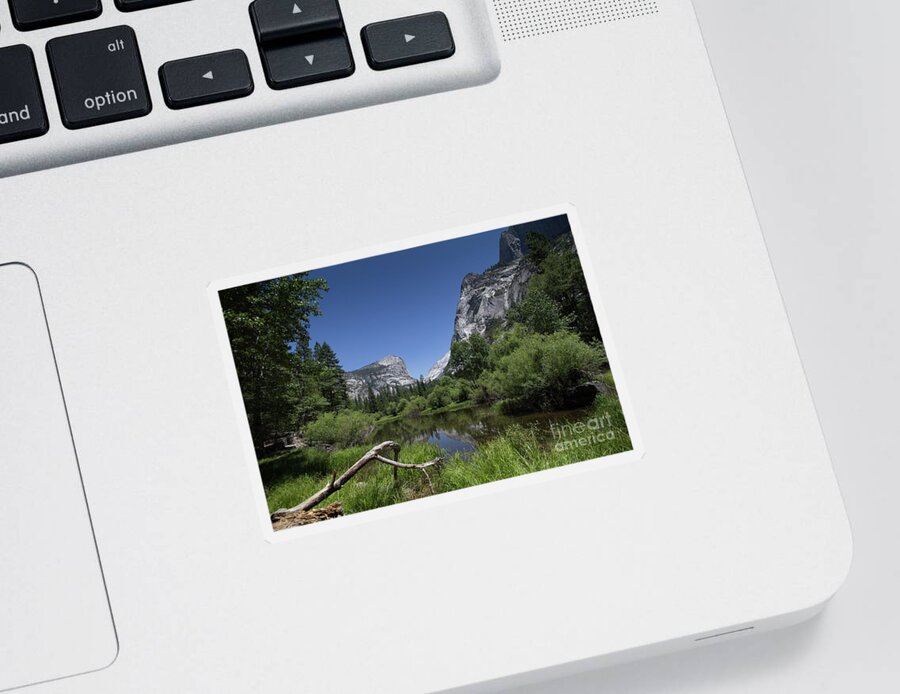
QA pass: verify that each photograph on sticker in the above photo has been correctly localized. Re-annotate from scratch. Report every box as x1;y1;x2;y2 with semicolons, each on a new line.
218;214;633;530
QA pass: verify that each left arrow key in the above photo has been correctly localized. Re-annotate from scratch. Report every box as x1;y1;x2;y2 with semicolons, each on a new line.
159;50;254;110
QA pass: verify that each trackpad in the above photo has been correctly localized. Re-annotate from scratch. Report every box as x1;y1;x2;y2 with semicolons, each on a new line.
0;264;117;691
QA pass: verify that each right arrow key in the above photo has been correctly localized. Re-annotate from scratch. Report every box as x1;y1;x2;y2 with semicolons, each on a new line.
362;12;455;71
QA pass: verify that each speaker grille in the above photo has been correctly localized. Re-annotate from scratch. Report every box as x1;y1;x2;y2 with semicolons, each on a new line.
493;0;659;42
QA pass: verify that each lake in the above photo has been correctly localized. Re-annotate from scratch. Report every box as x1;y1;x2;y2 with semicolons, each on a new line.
370;405;596;457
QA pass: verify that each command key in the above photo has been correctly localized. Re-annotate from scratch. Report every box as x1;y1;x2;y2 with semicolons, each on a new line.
0;45;49;145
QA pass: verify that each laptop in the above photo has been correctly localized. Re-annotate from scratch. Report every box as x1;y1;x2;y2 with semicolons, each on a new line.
0;1;851;692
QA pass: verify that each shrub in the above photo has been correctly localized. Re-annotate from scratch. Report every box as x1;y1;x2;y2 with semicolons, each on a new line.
483;330;607;412
427;386;452;410
425;378;470;410
304;410;377;447
402;395;428;417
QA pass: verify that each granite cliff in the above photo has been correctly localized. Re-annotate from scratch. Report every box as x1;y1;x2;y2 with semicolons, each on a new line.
452;217;570;342
452;256;535;342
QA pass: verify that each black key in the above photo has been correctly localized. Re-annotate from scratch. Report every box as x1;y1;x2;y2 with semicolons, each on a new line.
361;12;455;71
250;0;343;43
159;50;254;109
261;34;353;90
115;0;191;11
47;26;151;130
0;45;49;145
9;0;102;32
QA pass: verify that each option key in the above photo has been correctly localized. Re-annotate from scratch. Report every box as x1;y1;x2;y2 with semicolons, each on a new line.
47;26;152;130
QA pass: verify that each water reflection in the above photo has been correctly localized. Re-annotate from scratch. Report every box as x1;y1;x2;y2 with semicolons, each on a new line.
370;405;595;458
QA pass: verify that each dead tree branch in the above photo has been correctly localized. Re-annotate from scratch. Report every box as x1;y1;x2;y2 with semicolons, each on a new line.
373;455;441;469
271;441;442;517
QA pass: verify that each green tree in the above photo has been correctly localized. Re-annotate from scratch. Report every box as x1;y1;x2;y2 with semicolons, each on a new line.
402;395;428;417
483;330;607;412
485;322;529;364
364;385;377;413
295;364;330;424
220;274;327;449
525;231;553;266
448;333;490;380
530;248;601;343
507;287;568;334
520;231;601;344
427;387;449;410
313;341;349;410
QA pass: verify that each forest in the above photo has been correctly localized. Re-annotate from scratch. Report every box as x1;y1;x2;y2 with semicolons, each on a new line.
220;226;633;529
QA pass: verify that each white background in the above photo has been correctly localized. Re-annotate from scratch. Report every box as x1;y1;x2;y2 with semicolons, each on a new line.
519;1;900;691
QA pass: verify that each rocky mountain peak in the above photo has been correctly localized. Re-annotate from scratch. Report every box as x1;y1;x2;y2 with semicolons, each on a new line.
450;218;573;346
376;355;405;367
344;355;415;401
499;230;525;264
424;350;451;383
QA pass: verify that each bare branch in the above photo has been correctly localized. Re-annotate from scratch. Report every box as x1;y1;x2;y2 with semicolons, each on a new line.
271;441;441;517
421;467;435;495
373;455;442;469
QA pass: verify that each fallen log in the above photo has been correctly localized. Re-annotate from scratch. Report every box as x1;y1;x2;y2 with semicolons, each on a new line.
271;503;344;531
271;440;442;517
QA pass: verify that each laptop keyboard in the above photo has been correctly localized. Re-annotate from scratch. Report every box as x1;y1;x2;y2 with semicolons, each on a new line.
0;0;499;176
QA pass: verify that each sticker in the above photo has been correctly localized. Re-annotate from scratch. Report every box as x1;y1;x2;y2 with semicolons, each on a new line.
210;206;637;536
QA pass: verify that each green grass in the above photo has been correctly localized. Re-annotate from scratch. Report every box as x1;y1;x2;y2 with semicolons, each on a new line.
374;399;476;425
260;441;444;515
438;394;632;493
427;399;477;416
260;395;632;522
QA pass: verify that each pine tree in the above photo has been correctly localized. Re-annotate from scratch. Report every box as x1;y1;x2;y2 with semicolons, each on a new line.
219;274;328;449
312;341;349;410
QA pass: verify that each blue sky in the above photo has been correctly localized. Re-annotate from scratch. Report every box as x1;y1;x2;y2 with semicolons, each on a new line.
308;228;507;378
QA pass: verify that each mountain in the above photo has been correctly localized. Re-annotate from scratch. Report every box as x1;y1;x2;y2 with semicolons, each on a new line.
453;258;535;341
498;216;571;264
498;229;525;265
345;217;573;391
424;350;451;383
344;355;415;401
451;217;572;345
